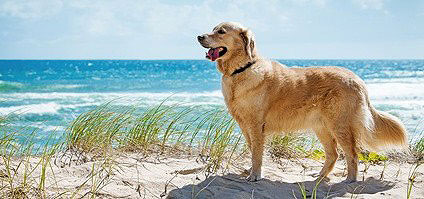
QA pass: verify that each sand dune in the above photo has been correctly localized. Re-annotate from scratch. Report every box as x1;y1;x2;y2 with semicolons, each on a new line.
1;152;423;198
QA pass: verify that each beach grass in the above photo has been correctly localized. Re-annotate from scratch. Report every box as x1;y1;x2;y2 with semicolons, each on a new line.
0;113;63;198
412;131;424;160
0;133;61;198
65;101;244;175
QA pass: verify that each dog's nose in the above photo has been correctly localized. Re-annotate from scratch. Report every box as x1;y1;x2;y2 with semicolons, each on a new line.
197;35;205;42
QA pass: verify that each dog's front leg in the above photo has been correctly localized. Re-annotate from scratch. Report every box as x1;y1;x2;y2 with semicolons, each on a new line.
238;123;252;152
246;123;265;182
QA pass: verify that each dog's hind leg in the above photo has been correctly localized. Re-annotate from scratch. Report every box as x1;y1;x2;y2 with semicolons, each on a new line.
333;125;359;183
313;126;338;179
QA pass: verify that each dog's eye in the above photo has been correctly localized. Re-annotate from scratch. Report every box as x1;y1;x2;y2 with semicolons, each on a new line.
217;30;226;34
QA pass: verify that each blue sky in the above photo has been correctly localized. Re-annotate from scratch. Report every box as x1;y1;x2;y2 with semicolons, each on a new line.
0;0;423;59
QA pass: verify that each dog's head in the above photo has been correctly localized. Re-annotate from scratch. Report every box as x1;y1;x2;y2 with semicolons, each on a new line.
197;22;256;62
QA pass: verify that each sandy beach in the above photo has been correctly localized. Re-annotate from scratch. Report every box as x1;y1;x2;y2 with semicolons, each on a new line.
1;150;422;199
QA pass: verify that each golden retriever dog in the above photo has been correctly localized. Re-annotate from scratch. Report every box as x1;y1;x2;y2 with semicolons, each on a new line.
197;22;408;183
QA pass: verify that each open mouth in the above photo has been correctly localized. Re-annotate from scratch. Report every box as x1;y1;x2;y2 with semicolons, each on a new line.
205;47;227;61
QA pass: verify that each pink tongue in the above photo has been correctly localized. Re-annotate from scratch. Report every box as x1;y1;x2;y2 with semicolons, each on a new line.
207;48;220;61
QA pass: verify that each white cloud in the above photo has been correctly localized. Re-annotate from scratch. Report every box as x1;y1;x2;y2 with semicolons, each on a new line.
353;0;384;10
289;0;327;7
0;0;63;19
5;0;381;59
64;0;294;39
70;2;132;36
1;0;331;39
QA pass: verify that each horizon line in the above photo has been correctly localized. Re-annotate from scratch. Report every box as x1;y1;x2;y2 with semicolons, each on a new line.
1;58;424;61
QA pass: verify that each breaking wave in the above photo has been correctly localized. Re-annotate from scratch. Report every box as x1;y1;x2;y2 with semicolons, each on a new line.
0;80;24;92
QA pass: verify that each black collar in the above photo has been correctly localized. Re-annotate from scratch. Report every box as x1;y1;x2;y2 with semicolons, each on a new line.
231;61;256;76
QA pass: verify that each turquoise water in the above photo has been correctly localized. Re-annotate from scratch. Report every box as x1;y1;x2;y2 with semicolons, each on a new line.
1;60;423;146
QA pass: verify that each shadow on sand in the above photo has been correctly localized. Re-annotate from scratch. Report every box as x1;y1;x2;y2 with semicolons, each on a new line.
166;173;395;199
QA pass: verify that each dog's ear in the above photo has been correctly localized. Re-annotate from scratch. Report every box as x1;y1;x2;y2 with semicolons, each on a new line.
240;29;256;60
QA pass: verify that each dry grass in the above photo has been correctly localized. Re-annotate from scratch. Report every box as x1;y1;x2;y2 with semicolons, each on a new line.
268;134;309;160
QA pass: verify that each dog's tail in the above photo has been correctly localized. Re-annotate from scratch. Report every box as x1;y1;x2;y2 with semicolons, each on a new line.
360;104;408;151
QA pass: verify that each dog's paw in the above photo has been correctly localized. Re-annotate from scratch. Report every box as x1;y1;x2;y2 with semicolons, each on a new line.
246;173;262;182
311;173;329;181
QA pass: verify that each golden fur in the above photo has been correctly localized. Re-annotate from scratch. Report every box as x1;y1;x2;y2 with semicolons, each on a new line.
198;22;408;182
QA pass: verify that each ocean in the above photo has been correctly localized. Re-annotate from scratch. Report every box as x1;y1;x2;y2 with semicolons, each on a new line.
1;60;423;147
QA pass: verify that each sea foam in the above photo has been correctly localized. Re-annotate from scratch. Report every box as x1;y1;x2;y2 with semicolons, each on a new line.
0;102;62;115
